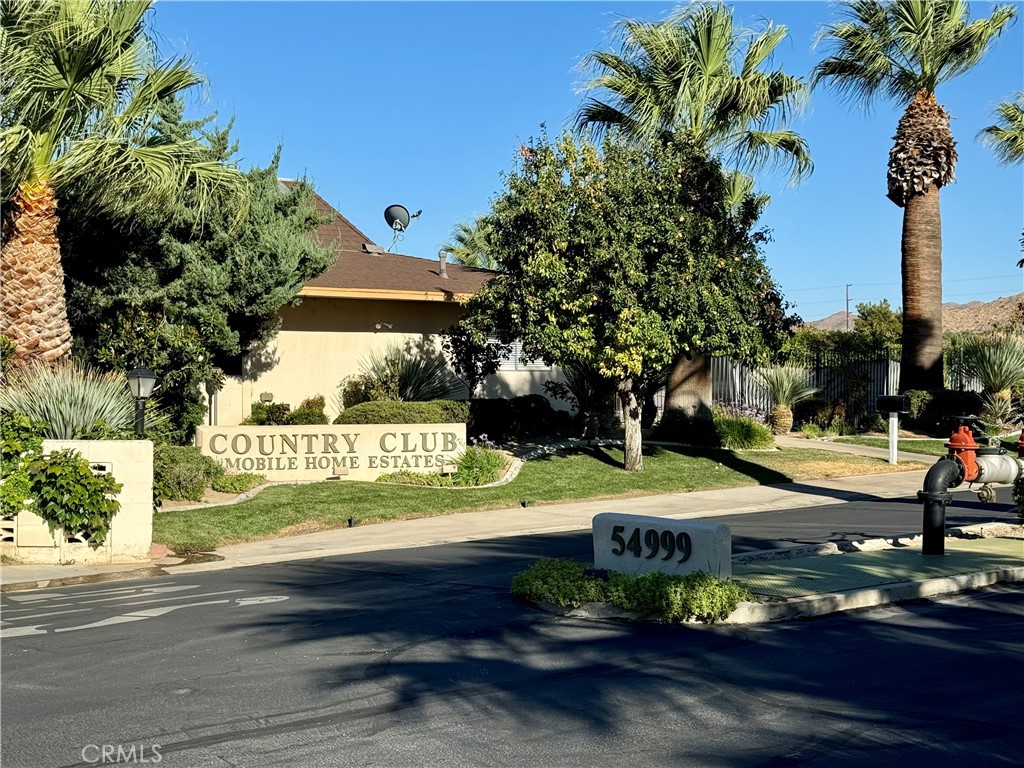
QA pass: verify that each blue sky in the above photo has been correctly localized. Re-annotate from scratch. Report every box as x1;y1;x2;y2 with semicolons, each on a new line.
152;0;1024;321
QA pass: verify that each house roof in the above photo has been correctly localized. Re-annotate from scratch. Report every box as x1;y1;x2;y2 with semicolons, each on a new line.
281;180;493;302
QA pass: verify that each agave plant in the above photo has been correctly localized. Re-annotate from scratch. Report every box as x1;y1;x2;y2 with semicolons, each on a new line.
752;366;820;435
358;343;461;402
0;360;137;439
961;335;1024;403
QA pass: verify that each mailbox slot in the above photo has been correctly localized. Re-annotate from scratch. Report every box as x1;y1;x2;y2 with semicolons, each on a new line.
877;395;910;414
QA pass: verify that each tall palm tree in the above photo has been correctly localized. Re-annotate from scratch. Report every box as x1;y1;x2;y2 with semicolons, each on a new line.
441;216;498;270
812;0;1017;392
575;2;812;415
980;92;1024;165
576;2;813;183
0;0;245;365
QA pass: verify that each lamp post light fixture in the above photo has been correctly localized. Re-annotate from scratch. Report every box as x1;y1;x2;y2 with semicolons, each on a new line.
127;367;159;439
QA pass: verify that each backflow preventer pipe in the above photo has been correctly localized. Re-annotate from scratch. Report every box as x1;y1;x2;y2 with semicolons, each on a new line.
917;427;1024;555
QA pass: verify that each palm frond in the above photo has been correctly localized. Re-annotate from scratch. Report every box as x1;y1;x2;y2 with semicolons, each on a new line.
576;2;811;184
979;92;1024;165
813;0;1018;108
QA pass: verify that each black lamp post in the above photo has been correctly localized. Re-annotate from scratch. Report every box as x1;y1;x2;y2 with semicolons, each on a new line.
127;367;159;438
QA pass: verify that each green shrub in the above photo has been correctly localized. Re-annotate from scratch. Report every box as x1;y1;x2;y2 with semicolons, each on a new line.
154;445;224;501
908;389;983;435
376;471;454;487
338;375;371;411
435;399;470;424
27;449;122;544
510;558;753;624
242;401;292;425
0;412;47;517
334;400;451;425
451;446;505;486
903;389;932;421
652;409;721;446
800;423;827;439
288;395;328;425
713;415;774;450
469;395;572;441
0;359;142;439
210;472;266;495
376;445;506;488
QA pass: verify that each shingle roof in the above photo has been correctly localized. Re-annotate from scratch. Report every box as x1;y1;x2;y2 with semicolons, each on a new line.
281;180;493;299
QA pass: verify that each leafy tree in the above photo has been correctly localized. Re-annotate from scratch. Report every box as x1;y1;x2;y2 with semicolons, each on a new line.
440;325;508;397
575;2;812;416
60;106;334;441
812;0;1017;392
0;0;245;365
853;299;902;355
461;132;793;471
441;217;498;270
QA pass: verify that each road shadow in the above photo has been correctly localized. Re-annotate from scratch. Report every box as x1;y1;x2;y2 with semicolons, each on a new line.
222;529;1022;766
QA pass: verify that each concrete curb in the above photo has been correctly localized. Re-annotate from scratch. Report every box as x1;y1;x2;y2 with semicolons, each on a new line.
533;567;1024;626
720;567;1024;624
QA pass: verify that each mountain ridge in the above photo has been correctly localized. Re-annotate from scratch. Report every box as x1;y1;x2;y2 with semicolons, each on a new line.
804;293;1023;332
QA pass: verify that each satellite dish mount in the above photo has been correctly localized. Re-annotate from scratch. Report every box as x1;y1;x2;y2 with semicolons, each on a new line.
383;204;422;252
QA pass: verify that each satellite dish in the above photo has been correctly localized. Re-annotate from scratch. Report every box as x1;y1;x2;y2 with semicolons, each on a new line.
384;205;411;232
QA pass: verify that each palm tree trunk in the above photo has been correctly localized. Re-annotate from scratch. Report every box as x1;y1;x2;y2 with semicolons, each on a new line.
898;184;944;392
1;184;73;365
665;352;712;417
618;377;644;472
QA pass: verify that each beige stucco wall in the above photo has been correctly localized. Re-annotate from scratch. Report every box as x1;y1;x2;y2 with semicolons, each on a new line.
213;296;567;426
2;440;153;565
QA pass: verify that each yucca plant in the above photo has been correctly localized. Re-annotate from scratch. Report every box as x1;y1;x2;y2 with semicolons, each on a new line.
0;360;138;439
961;336;1024;427
752;366;820;435
359;343;461;402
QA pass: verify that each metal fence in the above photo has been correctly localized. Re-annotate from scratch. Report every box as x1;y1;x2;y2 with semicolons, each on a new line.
711;355;899;417
650;353;982;421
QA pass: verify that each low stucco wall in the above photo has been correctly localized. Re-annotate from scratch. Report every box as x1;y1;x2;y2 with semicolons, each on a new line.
1;440;153;565
195;423;467;482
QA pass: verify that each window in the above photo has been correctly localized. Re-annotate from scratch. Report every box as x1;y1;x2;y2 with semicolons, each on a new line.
491;339;553;372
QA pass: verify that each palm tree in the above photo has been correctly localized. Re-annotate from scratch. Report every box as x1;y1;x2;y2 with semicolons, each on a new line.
576;2;813;182
980;92;1024;165
812;0;1017;393
575;2;812;416
441;216;498;270
0;0;245;365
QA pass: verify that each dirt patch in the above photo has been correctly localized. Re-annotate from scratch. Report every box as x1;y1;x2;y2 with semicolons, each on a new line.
787;459;925;479
273;520;334;537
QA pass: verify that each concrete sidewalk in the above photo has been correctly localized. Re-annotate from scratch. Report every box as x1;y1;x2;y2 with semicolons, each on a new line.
2;437;1020;622
2;465;932;588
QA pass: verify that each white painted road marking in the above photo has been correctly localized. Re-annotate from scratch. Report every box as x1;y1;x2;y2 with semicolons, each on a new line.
0;589;290;638
235;596;290;606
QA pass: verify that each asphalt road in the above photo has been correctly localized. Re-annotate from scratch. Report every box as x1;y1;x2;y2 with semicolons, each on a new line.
1;489;1021;768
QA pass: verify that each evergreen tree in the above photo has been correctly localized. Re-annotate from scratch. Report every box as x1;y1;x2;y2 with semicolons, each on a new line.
60;104;334;441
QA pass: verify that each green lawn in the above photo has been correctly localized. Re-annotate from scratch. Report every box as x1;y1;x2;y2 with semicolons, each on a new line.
153;445;925;552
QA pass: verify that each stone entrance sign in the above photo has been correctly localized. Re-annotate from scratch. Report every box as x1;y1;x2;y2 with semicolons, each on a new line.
593;513;731;578
195;423;466;482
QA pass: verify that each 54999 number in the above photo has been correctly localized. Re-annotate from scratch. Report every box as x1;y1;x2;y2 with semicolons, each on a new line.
610;525;691;563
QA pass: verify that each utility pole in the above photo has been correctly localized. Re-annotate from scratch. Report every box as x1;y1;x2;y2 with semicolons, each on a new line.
845;284;852;331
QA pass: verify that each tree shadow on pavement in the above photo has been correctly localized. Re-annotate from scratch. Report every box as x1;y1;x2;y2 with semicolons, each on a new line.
226;533;1024;766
